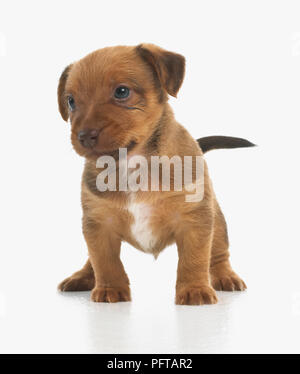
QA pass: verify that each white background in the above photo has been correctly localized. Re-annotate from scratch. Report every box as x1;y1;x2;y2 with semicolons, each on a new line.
0;0;300;354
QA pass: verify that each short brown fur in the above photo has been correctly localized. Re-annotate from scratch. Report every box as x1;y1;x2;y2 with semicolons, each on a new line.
57;44;246;305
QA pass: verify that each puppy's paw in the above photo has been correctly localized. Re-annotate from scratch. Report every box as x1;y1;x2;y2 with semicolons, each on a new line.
91;286;131;303
176;285;218;305
58;273;95;292
211;273;247;291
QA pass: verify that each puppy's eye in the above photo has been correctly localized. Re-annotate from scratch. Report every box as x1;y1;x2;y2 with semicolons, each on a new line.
67;95;76;111
114;86;130;100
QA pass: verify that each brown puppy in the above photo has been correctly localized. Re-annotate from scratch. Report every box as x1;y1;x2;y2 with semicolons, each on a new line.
57;44;252;305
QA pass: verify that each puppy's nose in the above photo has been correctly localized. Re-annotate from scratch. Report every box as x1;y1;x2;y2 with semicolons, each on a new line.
78;129;99;148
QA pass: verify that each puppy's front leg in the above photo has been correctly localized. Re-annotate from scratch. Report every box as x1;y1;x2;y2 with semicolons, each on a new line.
175;217;218;305
83;217;131;303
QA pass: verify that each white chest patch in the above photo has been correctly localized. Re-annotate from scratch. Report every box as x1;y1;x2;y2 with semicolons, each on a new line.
128;200;157;253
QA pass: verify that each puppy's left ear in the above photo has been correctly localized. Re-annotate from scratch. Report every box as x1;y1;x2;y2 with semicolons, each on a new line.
136;44;185;98
57;64;73;121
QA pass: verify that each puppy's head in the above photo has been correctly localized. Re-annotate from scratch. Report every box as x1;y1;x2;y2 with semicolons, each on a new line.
57;44;185;159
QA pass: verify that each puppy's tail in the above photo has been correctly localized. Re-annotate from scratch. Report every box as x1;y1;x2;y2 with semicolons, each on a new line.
197;136;256;154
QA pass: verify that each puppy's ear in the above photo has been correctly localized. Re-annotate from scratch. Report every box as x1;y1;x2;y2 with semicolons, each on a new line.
57;64;73;121
136;44;185;98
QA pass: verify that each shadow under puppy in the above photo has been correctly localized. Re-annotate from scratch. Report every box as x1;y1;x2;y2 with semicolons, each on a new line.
57;44;254;305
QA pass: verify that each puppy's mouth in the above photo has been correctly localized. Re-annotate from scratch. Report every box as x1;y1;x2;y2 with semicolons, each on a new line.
85;140;137;160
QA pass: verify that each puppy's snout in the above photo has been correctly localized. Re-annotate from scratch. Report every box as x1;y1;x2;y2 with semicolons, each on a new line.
78;129;99;148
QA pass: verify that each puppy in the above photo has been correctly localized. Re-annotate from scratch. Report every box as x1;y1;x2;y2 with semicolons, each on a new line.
57;44;254;305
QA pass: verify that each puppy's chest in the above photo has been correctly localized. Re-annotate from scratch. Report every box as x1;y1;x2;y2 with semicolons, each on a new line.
127;198;157;253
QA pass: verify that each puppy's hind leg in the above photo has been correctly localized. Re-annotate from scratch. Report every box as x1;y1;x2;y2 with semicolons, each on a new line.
58;259;95;292
210;201;247;291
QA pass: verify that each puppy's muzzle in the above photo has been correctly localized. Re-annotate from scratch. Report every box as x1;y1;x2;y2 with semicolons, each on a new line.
78;129;99;148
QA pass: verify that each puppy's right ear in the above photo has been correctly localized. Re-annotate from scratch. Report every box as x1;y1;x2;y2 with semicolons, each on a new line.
57;64;73;121
136;44;185;98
